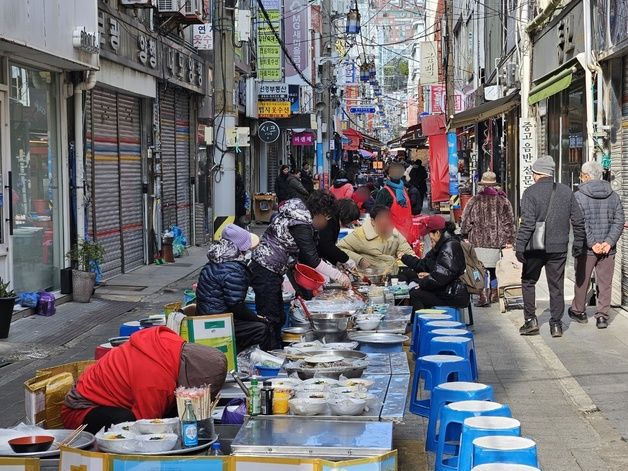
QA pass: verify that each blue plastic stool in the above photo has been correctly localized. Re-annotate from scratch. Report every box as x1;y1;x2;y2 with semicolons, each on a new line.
435;305;464;323
472;436;538;468
458;417;521;471
429;336;478;381
419;321;465;357
425;382;494;453
412;311;452;355
472;465;540;471
430;328;474;339
119;321;142;337
409;355;474;417
435;401;513;471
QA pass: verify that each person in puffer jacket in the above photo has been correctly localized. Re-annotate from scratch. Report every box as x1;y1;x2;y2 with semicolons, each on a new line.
250;191;352;349
569;161;625;329
196;224;271;351
400;215;469;312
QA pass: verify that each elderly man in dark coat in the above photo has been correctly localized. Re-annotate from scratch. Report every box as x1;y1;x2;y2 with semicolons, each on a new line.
569;161;624;329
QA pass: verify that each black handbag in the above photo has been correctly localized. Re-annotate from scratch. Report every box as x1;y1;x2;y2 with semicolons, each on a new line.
526;184;556;252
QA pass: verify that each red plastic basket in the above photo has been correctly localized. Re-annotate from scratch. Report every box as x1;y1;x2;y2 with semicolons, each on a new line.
293;263;325;291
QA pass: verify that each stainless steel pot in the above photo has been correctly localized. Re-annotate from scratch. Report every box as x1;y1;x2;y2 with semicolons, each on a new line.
310;312;353;333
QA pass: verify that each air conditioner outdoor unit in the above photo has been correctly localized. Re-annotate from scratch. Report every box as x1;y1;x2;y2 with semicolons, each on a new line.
121;0;155;7
182;0;202;17
157;0;181;14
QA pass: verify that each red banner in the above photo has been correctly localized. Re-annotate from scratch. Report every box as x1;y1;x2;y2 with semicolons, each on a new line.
428;133;449;202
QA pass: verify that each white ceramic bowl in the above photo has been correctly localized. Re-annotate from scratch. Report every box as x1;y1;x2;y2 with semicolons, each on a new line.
301;377;340;388
328;397;367;416
346;391;379;410
289;398;327;416
96;431;137;454
294;390;329;400
109;421;136;433
135;433;179;453
135;418;179;435
356;318;381;330
331;386;357;396
341;378;374;389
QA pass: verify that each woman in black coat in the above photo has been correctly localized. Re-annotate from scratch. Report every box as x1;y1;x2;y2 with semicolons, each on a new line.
401;216;469;312
316;198;360;267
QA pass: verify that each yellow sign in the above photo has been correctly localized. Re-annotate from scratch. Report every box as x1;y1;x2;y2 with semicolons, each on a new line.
258;101;291;118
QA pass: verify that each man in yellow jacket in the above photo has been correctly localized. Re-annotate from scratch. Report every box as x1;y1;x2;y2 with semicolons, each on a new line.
337;205;415;276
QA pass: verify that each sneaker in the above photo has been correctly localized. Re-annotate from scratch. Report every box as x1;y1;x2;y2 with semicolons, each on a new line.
596;317;608;329
519;318;540;336
550;323;563;338
568;308;588;324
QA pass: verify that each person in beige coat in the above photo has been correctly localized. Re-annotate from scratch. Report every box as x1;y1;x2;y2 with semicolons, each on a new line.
337;205;415;276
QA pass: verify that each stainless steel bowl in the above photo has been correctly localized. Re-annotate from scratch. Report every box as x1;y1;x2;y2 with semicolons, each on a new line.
358;268;388;285
310;312;353;333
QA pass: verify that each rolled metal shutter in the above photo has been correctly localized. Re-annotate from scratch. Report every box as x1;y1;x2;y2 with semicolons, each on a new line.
117;94;144;272
620;57;628;306
160;88;177;230
85;88;123;277
175;91;192;240
267;140;280;193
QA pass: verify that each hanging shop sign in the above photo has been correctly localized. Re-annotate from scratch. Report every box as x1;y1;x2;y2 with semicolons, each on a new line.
430;84;464;114
289;85;300;113
73;26;99;54
519;118;537;198
291;131;315;146
258;120;281;143
419;41;438;85
258;101;291;118
350;106;376;114
447;131;460;209
192;24;213;50
98;7;206;94
257;0;282;81
284;0;310;80
258;82;289;100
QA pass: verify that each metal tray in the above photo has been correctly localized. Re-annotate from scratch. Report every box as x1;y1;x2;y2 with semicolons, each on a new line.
349;333;409;344
232;417;393;458
108;436;216;456
0;430;95;458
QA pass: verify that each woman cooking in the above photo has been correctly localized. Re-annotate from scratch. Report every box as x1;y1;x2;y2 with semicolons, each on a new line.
61;327;227;434
250;190;351;349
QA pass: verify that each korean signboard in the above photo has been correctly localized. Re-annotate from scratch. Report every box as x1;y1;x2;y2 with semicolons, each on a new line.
257;0;282;81
284;0;309;80
192;24;213;50
258;82;289;100
420;41;438;85
258;101;291;118
291;131;315;146
349;106;376;114
519;119;537;198
430;84;464;114
98;8;205;94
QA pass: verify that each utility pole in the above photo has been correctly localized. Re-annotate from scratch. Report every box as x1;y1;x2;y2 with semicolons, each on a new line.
320;0;333;187
445;0;455;121
212;0;236;238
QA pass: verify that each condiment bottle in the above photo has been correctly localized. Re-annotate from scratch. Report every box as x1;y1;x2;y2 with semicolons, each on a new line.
272;388;290;415
181;399;198;447
261;380;274;415
249;378;261;416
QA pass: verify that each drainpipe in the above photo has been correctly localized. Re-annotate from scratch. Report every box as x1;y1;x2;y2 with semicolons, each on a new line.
73;71;97;241
582;0;600;163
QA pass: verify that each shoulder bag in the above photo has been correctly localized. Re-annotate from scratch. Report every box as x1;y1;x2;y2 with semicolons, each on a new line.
526;183;556;252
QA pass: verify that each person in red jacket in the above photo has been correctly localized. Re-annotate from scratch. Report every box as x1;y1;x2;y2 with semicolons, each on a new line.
61;327;227;434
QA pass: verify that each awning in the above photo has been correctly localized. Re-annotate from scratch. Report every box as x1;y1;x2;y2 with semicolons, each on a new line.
358;149;373;158
528;66;576;105
450;91;520;129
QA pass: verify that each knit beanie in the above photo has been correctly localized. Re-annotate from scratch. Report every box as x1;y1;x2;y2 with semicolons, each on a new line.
531;155;555;176
221;224;257;252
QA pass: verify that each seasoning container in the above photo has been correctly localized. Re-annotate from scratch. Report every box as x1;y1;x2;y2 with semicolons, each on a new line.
249;378;261;416
272;388;290;415
261;380;274;415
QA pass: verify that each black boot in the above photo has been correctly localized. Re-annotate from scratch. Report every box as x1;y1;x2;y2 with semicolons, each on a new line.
550;323;563;338
519;318;539;336
596;317;608;329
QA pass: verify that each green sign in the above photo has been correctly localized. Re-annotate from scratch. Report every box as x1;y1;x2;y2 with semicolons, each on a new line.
257;0;282;81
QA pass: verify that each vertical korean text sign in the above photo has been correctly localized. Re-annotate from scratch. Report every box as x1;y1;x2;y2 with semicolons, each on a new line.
257;0;283;81
519;119;537;199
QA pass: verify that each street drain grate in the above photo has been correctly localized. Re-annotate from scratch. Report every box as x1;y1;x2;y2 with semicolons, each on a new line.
99;285;147;291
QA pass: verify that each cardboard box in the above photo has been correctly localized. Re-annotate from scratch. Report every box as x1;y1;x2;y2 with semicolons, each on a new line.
179;313;237;371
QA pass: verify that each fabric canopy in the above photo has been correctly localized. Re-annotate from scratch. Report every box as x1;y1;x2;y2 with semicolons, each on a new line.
450;91;520;129
528;66;575;105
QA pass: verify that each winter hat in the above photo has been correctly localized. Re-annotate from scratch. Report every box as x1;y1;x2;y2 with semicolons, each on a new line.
479;171;497;186
531;155;555;176
425;215;447;232
221;224;259;252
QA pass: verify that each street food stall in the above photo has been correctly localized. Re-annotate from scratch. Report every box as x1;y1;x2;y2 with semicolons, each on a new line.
1;270;412;471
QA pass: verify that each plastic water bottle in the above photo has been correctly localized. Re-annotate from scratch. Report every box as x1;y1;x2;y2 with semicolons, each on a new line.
210;442;224;456
248;378;261;416
181;399;199;447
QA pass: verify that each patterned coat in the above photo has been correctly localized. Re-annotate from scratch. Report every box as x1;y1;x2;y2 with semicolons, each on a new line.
461;187;515;249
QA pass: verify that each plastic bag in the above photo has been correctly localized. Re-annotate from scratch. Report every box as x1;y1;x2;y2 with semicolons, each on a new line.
18;292;40;308
36;291;56;317
221;398;246;425
170;225;187;258
237;345;284;376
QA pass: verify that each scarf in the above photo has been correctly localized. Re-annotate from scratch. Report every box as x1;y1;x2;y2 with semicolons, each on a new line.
385;179;407;207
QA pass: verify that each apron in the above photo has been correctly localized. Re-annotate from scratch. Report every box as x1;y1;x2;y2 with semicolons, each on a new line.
384;186;417;244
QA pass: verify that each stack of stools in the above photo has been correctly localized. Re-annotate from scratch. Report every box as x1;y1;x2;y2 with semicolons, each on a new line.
408;305;541;470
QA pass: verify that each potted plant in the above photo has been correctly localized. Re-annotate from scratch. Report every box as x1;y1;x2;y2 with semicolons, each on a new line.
67;239;105;303
0;278;16;339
